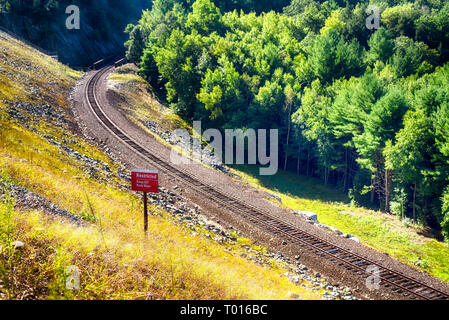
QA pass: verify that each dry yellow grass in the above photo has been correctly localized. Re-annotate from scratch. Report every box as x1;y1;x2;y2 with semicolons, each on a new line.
108;65;191;132
0;32;322;300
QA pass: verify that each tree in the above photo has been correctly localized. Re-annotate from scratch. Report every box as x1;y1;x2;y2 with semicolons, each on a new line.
434;102;449;160
197;56;244;125
441;188;449;242
125;25;146;64
340;2;371;47
154;29;203;118
367;27;395;65
330;74;384;143
283;82;299;171
139;46;162;92
385;109;434;221
320;9;345;35
186;0;222;35
295;2;327;34
308;29;365;84
381;3;420;39
354;89;409;211
283;0;313;16
329;74;385;190
391;37;437;78
295;79;337;184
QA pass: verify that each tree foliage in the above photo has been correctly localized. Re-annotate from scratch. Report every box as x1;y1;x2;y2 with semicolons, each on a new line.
126;0;449;242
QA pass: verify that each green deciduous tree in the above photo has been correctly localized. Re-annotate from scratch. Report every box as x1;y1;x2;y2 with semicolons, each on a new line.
367;27;395;65
125;25;145;64
126;0;449;236
385;109;435;221
308;29;365;84
381;3;420;38
441;188;449;242
186;0;222;35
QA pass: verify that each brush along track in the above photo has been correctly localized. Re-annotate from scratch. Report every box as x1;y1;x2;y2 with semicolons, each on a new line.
86;65;449;301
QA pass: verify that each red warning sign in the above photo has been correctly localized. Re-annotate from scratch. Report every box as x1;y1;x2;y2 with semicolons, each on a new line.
131;170;159;193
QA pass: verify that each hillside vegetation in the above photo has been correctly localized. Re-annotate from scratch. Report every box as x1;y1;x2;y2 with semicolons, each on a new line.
234;165;449;283
108;64;449;284
126;0;449;241
0;32;321;300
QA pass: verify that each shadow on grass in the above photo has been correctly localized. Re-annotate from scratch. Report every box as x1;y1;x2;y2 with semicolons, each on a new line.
232;165;350;204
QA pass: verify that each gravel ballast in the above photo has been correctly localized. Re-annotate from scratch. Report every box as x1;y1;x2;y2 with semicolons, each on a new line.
72;68;449;300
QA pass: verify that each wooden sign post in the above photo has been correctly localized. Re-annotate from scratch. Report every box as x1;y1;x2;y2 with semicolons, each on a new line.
131;170;159;234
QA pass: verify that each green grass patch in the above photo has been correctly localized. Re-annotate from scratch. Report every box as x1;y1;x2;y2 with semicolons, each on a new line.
232;165;449;283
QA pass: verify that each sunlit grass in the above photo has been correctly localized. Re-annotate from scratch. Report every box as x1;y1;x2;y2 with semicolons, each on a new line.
0;32;321;300
108;65;191;132
0;124;318;299
0;31;82;110
232;165;449;283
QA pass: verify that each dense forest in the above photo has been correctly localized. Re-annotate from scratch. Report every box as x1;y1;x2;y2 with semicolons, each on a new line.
125;0;449;241
0;0;148;65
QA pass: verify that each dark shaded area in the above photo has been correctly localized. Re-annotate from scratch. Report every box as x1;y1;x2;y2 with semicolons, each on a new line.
0;0;149;67
232;165;350;204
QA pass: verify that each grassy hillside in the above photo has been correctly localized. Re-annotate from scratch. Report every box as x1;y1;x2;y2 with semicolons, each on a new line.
108;65;449;285
233;165;449;284
0;32;321;300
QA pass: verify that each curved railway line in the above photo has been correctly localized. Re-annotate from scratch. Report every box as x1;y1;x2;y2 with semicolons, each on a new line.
85;64;449;301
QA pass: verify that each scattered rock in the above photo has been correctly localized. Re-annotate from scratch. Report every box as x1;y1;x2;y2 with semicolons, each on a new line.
349;236;360;243
328;226;343;235
269;193;282;203
295;211;318;223
317;223;330;230
12;241;25;250
0;179;84;225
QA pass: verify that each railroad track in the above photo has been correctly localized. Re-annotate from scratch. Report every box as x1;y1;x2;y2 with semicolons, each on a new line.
85;65;449;300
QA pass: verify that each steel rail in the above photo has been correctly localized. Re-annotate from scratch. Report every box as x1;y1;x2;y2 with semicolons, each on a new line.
85;65;449;300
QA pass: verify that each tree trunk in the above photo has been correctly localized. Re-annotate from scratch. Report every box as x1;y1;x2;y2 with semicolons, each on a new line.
413;182;417;222
284;105;292;171
373;163;384;212
344;148;348;190
306;146;310;177
297;143;301;175
401;193;404;220
370;176;375;203
385;169;391;214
